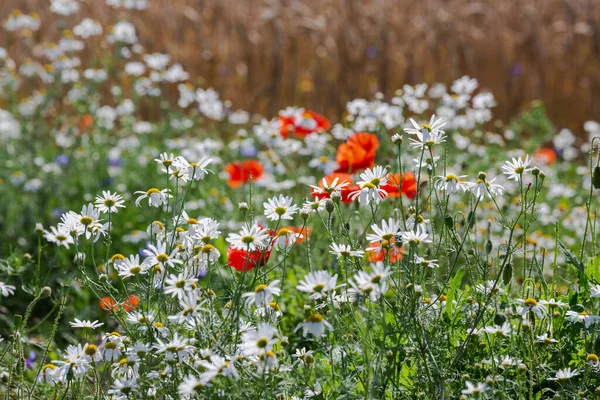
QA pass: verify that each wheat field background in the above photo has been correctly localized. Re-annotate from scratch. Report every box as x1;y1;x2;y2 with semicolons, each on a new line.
2;0;600;131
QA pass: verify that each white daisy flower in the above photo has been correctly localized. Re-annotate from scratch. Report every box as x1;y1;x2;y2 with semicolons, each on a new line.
400;225;431;246
296;270;339;300
242;281;281;308
435;173;471;194
134;187;172;207
566;310;598;328
240;323;279;356
0;282;16;297
227;224;269;252
178;375;203;397
461;381;487;396
263;195;299;221
174;156;213;181
501;155;534;182
43;226;75;249
198;354;239;385
548;368;579;382
295;314;333;337
94;191;126;213
403;115;447;149
69;318;104;329
329;243;365;259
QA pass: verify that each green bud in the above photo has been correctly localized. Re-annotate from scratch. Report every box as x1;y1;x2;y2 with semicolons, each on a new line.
325;200;335;213
494;313;507;326
502;262;513;285
485;240;493;255
444;215;454;229
593;166;600;189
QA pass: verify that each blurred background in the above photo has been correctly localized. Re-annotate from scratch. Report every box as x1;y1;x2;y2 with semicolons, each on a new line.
2;0;600;130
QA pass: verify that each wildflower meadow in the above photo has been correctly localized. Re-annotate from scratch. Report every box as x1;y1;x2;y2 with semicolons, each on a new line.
2;1;600;399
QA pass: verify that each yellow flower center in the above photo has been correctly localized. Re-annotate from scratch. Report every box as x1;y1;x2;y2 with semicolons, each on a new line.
255;284;268;293
307;313;324;323
524;298;538;307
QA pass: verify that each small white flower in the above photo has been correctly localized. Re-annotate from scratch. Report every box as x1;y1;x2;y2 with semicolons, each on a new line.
242;281;281;308
95;191;126;213
400;226;431;246
295;314;333;337
501;155;534;182
263;195;299;221
227;224;269;252
548;368;579;382
134;188;172;207
0;282;16;297
329;243;364;259
461;381;487;395
69;318;104;329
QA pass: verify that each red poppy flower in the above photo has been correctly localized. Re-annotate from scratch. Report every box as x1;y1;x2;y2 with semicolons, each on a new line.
534;148;557;165
99;294;140;312
227;245;272;272
122;294;140;312
99;296;118;312
225;160;264;189
279;110;330;138
335;132;379;173
381;172;417;199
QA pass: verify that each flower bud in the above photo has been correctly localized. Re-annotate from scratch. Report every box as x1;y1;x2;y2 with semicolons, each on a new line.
444;215;454;229
325;199;335;213
41;286;52;298
391;133;403;144
238;202;249;211
35;223;44;234
593;166;600;189
300;209;310;221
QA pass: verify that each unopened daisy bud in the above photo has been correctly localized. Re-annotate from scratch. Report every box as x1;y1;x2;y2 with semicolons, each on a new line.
23;253;32;261
444;215;454;229
99;274;108;282
385;165;392;173
300;209;310;221
238;202;249;211
531;167;540;177
553;311;561;318
502;262;513;285
539;171;545;179
485;239;493;255
330;191;341;203
593;166;600;189
281;336;289;346
477;171;487;181
391;133;403;144
325;199;335;213
494;313;506;326
40;286;52;298
35;223;44;234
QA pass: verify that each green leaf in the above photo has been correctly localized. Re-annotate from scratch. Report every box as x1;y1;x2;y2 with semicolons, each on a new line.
445;269;464;317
